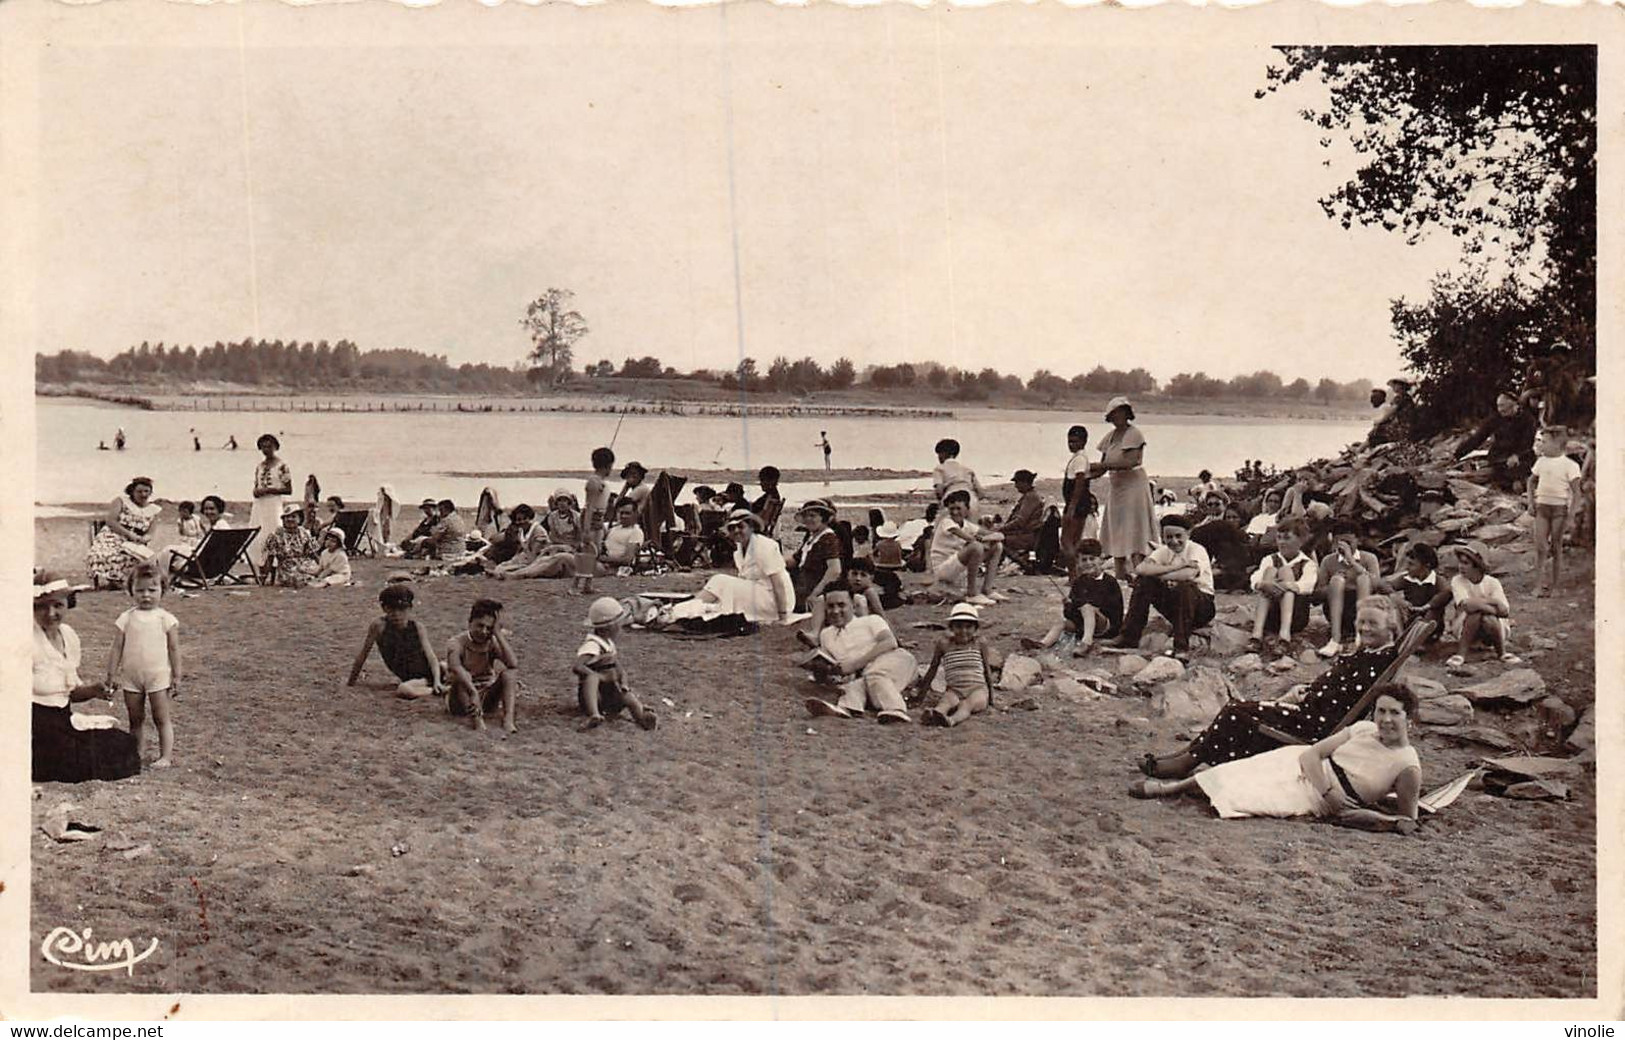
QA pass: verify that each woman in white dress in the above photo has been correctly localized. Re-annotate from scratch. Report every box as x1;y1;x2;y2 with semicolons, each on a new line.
673;508;793;624
1129;685;1422;835
248;433;293;568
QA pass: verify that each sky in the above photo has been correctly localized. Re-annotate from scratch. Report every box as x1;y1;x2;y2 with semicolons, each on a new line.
27;3;1471;385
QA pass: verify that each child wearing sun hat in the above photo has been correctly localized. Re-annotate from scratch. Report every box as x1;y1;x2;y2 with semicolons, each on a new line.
573;596;658;732
309;526;353;587
914;602;995;727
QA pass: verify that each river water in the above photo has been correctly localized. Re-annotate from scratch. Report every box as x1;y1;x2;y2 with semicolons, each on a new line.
37;398;1368;514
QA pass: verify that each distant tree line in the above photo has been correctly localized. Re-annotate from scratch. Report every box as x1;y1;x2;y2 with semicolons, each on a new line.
37;340;1375;407
35;339;526;393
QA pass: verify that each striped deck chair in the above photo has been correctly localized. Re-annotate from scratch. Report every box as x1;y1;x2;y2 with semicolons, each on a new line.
169;526;262;588
1256;619;1437;746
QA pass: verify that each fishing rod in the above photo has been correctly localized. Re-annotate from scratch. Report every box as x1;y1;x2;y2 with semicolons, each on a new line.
607;406;628;449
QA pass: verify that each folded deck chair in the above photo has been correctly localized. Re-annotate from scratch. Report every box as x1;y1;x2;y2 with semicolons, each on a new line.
330;509;375;556
1257;619;1437;746
370;485;398;548
169;526;262;588
640;471;686;547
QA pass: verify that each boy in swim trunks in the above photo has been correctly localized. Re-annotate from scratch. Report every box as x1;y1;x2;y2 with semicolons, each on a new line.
347;584;444;700
446;598;519;734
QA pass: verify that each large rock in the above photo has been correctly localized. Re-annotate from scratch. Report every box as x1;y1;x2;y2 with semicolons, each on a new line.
1537;695;1578;733
997;654;1044;692
1132;656;1186;686
1141;632;1171;654
1459;668;1547;705
1229;653;1264;675
1416;694;1473;727
1116;654;1150;678
1150;668;1234;728
1400;674;1450;701
1204;623;1251;657
1566;705;1595;752
1267;657;1297;675
1473;523;1525;545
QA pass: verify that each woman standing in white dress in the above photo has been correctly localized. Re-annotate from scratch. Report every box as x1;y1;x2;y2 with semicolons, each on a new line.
248;433;293;569
1130;685;1422;834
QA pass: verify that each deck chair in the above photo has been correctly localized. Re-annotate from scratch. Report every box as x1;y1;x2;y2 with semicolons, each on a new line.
169;526;262;588
1256;619;1437;746
329;509;375;556
639;471;687;558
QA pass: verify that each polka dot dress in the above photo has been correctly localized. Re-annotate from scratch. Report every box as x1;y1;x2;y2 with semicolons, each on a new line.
1187;646;1401;766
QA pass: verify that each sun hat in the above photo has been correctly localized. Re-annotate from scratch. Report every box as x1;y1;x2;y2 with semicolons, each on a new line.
948;602;981;625
875;521;900;539
1104;396;1134;420
33;569;91;602
1446;539;1499;575
585;596;632;628
798;498;836;520
726;507;762;529
420;497;438;509
621;461;648;478
281;502;307;518
549;488;577;507
322;526;347;545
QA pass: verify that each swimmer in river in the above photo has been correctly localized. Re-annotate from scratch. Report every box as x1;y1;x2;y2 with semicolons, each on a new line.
97;441;110;451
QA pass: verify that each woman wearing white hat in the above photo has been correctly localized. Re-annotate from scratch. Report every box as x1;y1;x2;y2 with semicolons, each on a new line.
32;571;141;782
672;509;794;624
1092;397;1158;579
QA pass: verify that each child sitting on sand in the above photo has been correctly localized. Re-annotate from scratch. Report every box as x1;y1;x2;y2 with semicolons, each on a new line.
1021;539;1122;656
309;527;352;587
176;501;202;543
1246;519;1319;657
915;602;994;727
1529;425;1583;597
105;563;181;768
347;584;446;699
1445;545;1521;669
574;596;658;732
446;598;519;734
1382;542;1449;641
576;446;615;595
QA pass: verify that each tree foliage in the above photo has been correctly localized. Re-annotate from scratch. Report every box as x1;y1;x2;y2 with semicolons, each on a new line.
520;288;589;386
1261;45;1596;429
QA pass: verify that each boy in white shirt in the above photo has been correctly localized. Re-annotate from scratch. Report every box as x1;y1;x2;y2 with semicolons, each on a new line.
1445;546;1520;668
1528;425;1583;597
1246;519;1319;657
1111;514;1215;660
927;491;1005;606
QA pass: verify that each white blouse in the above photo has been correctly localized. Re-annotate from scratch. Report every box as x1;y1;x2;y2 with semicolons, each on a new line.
32;622;83;709
736;534;788;583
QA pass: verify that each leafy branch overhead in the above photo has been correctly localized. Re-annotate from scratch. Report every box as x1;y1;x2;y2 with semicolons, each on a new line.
1261;45;1596;434
521;289;590;385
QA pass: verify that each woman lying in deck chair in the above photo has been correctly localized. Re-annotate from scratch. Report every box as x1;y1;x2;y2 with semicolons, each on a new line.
1130;683;1422;835
1137;597;1427;780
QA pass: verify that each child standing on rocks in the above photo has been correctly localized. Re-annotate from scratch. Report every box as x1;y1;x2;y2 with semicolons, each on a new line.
1528;425;1582;597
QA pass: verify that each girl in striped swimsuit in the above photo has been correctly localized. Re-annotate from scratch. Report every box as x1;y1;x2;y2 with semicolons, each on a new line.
916;602;995;727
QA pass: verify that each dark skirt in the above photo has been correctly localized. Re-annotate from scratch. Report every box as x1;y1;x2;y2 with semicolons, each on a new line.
32;703;141;783
1186;646;1400;766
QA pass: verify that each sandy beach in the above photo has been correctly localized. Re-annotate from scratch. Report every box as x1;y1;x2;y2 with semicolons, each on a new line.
30;496;1596;997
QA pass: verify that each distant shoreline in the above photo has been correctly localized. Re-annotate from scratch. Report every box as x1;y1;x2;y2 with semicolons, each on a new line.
36;382;1372;423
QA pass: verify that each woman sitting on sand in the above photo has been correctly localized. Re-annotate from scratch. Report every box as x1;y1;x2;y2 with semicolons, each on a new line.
32;570;142;783
541;490;583;546
1131;684;1421;834
788;499;843;613
1139;596;1407;780
671;508;793;624
492;504;576;580
86;477;164;590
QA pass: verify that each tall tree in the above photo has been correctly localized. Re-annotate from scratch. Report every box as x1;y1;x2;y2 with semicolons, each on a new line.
520;289;589;385
1260;46;1596;426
